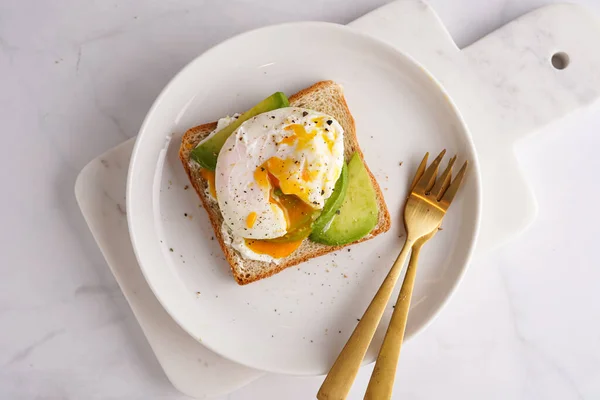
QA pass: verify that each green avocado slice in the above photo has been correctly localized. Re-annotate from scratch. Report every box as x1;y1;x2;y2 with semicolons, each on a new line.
310;152;379;245
310;162;348;239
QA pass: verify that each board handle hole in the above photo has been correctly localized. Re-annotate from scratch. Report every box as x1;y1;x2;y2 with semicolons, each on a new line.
551;52;569;70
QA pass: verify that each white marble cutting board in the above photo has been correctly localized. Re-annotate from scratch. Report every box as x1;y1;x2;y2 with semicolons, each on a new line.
75;1;600;398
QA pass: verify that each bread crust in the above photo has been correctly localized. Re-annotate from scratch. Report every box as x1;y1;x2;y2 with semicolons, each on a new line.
179;81;391;285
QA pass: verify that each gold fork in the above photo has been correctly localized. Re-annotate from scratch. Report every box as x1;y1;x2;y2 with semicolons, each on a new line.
317;150;468;400
363;152;466;399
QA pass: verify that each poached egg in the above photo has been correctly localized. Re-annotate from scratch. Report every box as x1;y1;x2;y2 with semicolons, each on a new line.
214;107;344;262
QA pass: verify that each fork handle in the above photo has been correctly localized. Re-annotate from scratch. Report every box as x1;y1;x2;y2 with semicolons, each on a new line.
363;243;422;400
317;239;414;400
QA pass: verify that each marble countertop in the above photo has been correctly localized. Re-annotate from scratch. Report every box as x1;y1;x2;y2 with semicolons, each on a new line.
2;0;600;399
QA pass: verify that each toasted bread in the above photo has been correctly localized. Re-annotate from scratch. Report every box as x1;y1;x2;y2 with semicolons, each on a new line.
179;81;391;284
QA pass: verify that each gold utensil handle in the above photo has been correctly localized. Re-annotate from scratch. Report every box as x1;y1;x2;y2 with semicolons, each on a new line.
363;244;422;400
317;240;414;400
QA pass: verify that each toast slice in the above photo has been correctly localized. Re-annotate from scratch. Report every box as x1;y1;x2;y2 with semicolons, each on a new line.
179;81;391;285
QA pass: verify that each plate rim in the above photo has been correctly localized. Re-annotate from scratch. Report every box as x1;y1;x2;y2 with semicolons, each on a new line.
126;20;482;375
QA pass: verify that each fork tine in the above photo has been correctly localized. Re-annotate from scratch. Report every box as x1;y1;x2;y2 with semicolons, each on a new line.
440;160;468;205
409;153;429;192
431;155;456;200
415;149;446;192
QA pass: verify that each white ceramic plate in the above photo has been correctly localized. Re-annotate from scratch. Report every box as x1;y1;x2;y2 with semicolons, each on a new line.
127;22;481;375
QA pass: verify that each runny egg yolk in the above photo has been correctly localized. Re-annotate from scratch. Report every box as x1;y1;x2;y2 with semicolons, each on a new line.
248;164;317;258
246;212;257;228
265;157;319;205
268;121;336;203
244;238;305;259
254;164;316;230
199;168;217;199
254;121;326;206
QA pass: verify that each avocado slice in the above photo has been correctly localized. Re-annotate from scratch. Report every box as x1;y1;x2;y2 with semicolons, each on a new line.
310;153;379;245
310;162;348;238
190;92;289;170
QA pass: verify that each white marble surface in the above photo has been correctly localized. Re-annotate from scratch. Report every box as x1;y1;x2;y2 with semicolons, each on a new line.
2;0;600;399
